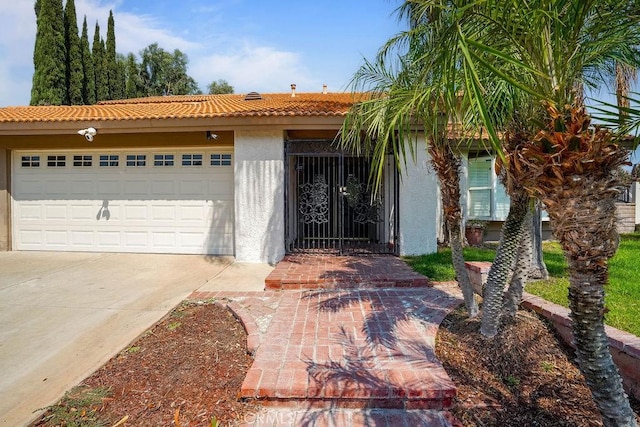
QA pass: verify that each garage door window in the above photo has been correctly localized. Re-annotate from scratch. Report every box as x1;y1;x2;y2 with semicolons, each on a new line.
211;153;232;166
47;155;66;167
126;154;146;167
73;155;92;167
182;154;203;166
154;154;174;166
99;155;119;167
21;156;40;167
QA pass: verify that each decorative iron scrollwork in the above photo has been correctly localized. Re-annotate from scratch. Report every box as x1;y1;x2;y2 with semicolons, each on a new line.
299;175;329;224
344;175;381;224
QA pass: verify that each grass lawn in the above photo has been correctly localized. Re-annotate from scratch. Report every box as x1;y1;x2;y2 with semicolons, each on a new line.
405;233;640;337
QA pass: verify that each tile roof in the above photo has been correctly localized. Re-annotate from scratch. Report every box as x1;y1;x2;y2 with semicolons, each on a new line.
0;93;366;124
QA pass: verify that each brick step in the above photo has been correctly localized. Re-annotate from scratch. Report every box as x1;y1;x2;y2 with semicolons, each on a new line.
239;289;461;412
240;372;456;410
265;277;431;290
265;254;432;291
239;407;459;426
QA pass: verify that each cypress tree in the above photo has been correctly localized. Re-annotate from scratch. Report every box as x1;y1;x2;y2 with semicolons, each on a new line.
116;54;127;99
64;0;83;104
98;38;109;100
80;16;95;104
105;10;122;99
31;0;67;105
125;52;142;98
92;22;108;102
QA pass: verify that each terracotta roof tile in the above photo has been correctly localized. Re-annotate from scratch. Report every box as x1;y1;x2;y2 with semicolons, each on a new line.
0;93;367;123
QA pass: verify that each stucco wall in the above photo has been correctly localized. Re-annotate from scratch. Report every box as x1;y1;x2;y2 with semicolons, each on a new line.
234;129;285;263
0;149;9;251
634;182;640;226
398;138;438;255
460;154;469;225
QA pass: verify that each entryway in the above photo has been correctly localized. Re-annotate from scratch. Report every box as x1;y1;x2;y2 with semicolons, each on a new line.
285;140;398;255
264;254;430;290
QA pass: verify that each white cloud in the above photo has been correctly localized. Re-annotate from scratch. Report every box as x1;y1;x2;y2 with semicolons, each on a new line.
0;0;38;106
75;0;199;57
0;1;325;105
190;43;319;94
0;0;199;106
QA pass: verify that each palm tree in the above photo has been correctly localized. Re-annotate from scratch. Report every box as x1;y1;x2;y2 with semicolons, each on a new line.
345;0;640;423
510;103;634;426
616;63;638;124
340;2;481;317
503;205;533;320
439;0;640;423
479;124;533;337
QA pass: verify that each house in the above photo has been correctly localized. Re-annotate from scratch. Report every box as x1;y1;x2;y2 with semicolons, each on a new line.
0;91;440;263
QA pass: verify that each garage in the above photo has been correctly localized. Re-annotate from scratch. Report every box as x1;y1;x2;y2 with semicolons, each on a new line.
12;149;234;255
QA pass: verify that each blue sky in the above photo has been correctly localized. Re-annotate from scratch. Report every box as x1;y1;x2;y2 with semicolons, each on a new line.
0;0;405;107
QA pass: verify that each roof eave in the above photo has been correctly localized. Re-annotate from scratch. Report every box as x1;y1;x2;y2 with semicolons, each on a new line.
0;115;348;136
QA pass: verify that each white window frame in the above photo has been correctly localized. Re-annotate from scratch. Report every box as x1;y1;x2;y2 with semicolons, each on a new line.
153;153;175;167
47;155;66;168
73;154;93;167
467;156;510;221
211;153;232;167
467;156;550;222
182;153;203;166
99;154;119;167
21;155;40;168
126;154;146;167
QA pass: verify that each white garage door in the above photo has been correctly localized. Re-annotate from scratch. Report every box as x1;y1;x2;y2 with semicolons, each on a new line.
12;149;234;254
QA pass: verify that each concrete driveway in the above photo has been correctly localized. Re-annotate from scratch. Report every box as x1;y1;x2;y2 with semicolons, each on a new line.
0;252;272;426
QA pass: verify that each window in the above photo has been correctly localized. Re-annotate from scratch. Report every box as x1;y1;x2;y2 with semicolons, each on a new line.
126;154;146;167
47;155;66;167
467;157;509;220
21;155;40;168
99;155;119;167
211;153;232;166
73;155;92;167
154;154;174;166
182;154;203;166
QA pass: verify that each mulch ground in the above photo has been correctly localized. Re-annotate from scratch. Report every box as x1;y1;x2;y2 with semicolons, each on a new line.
31;300;639;426
31;300;261;427
436;306;640;426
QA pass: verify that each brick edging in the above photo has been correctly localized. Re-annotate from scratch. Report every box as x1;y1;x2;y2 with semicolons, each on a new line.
520;292;640;357
465;261;640;400
214;300;262;355
520;291;640;400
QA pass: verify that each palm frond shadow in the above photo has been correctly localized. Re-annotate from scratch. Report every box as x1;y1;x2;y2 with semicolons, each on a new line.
302;288;457;348
300;326;452;426
297;288;461;425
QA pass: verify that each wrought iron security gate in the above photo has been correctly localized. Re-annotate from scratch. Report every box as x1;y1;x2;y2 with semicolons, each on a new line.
285;140;398;254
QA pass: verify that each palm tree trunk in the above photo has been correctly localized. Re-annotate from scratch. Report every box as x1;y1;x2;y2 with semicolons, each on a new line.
512;104;637;426
450;218;478;317
503;205;533;320
558;198;636;427
528;201;549;280
429;143;478;317
569;274;636;426
553;172;635;426
480;190;529;337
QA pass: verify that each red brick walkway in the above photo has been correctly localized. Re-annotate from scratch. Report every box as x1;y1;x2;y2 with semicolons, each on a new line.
189;256;464;426
265;254;431;290
239;287;461;409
